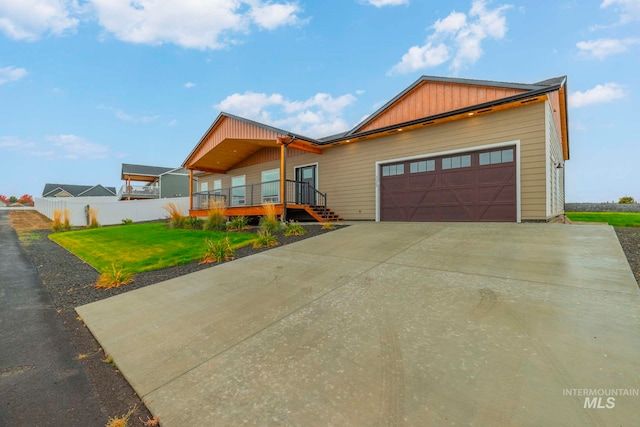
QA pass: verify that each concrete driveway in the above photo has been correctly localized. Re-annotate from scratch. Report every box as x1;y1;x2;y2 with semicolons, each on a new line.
77;222;640;426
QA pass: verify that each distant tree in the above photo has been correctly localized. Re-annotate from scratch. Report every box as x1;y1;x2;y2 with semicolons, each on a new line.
618;196;636;204
8;196;18;203
0;195;8;204
18;194;34;206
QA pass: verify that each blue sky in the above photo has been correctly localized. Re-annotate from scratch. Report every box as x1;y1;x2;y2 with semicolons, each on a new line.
0;0;638;202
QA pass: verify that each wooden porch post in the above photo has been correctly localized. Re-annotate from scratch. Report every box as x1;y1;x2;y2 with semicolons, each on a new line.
280;143;287;222
189;169;193;211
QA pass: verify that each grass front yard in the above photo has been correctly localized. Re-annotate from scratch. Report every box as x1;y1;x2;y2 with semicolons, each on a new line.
566;212;640;227
49;222;256;274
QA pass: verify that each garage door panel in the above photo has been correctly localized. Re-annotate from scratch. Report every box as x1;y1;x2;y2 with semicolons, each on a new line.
441;170;476;186
380;146;517;222
440;188;476;203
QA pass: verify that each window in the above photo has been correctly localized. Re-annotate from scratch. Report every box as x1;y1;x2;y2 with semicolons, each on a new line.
213;179;221;194
231;175;245;206
480;148;514;165
382;164;405;176
200;182;208;192
442;155;471;170
262;169;280;202
410;160;435;173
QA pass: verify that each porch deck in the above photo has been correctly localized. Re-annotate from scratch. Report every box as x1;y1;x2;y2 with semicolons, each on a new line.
189;180;341;222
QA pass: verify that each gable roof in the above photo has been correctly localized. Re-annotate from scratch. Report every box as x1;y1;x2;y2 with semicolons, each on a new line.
42;183;117;197
184;75;569;169
121;164;176;178
348;75;565;136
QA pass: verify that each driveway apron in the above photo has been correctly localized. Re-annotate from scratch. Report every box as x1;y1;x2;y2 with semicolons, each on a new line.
0;211;104;426
78;222;640;426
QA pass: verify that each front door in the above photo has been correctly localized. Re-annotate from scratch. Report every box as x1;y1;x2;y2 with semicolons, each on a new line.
295;165;317;205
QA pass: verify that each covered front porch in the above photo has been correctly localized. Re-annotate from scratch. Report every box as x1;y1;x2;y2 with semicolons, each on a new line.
183;114;341;222
190;179;340;222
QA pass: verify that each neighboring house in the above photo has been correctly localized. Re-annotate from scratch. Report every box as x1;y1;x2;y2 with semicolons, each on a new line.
183;75;569;222
119;164;190;201
42;183;117;198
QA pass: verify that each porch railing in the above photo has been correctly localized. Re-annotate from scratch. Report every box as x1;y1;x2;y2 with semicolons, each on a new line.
118;184;159;199
192;180;326;211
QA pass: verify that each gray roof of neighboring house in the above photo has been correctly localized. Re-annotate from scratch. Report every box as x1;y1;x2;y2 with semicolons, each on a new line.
121;164;178;178
42;183;117;197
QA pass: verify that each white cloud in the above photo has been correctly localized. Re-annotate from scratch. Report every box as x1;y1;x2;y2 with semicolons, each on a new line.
577;38;640;59
89;0;304;49
362;0;409;6
568;83;625;108
45;134;109;159
600;0;640;25
0;134;108;159
184;82;196;89
0;0;79;41
97;105;160;124
248;1;303;30
215;91;358;138
0;66;28;84
389;0;511;75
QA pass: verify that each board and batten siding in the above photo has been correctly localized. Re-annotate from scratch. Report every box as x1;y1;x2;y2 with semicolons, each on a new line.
197;102;548;221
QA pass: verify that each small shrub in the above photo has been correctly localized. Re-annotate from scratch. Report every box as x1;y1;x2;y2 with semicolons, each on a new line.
121;218;133;225
321;221;335;230
284;222;307;236
183;216;203;229
163;202;185;228
228;216;249;232
201;237;235;263
619;196;636;204
95;264;134;289
259;202;283;233
63;208;71;230
87;207;100;228
105;406;135;427
52;209;64;232
203;199;227;231
253;231;279;248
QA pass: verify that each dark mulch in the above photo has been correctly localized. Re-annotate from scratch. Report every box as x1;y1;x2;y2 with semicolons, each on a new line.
18;223;344;426
614;227;640;286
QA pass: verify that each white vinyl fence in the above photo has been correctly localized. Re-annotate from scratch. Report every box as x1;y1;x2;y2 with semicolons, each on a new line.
35;197;190;227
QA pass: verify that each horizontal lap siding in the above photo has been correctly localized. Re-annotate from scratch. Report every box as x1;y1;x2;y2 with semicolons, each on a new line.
198;103;547;221
320;103;547;220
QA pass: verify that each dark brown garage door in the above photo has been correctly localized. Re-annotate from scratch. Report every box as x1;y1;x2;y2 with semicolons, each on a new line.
380;147;516;222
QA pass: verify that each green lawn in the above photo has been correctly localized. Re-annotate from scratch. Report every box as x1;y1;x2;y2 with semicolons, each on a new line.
565;212;640;227
49;222;257;274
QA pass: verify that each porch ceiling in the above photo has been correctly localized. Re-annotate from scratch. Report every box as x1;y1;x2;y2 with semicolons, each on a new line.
191;138;277;173
122;174;158;182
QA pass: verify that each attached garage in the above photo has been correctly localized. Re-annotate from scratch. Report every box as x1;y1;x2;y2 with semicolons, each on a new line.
379;145;517;222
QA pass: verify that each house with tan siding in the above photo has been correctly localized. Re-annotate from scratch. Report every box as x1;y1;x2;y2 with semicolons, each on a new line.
182;75;569;223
